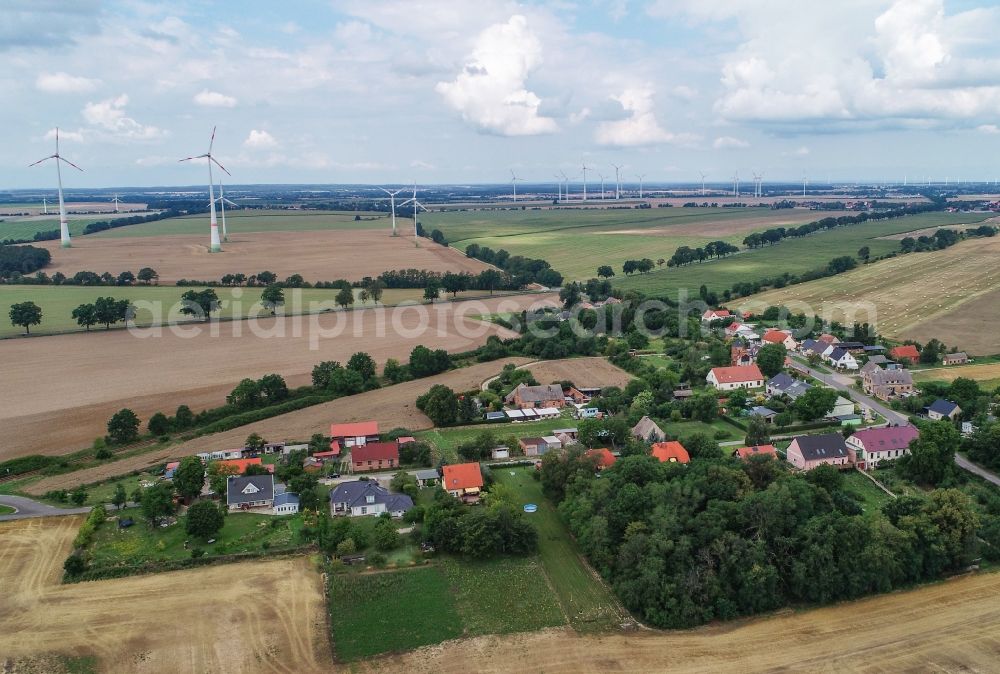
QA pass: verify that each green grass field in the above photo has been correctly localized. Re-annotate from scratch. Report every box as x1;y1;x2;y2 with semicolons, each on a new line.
661;419;742;443
423;206;803;281
841;470;892;513
613;211;995;297
327;555;564;661
0;216;126;241
416;414;578;462
93;209;393;238
0;285;439;337
85;506;306;567
493;467;624;631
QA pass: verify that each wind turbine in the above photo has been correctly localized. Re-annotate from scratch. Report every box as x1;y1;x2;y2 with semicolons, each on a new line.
732;171;740;198
699;171;708;196
381;187;404;236
42;198;48;215
399;184;428;246
611;163;623;199
553;174;562;202
559;170;570;201
581;162;591;201
597;171;606;200
636;174;646;199
215;181;238;242
111;194;122;213
29;127;82;249
179;126;229;253
510;170;525;202
802;174;808;197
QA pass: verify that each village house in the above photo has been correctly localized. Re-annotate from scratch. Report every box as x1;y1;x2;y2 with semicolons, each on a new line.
273;484;300;515
817;333;839;345
889;344;921;364
216;457;275;475
733;444;778;460
414;469;440;487
798;338;825;356
226;474;275;511
519;437;553;456
631;415;666;443
766;373;813;401
785;433;850;470
329;480;413;517
350;442;399;472
826;347;859;370
762;329;797;351
827;396;856;418
846;426;920;468
863;367;914;401
942;352;969;366
585;447;617;470
701;309;732;323
927;399;962;421
330;420;380;448
442;462;484;502
749;406;778;423
651;441;690;464
505;383;566;409
707;364;765;391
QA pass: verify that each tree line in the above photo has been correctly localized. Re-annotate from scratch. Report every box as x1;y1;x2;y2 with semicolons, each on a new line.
464;244;564;287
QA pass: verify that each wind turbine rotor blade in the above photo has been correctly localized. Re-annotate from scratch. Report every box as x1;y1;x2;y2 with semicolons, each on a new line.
209;126;217;153
178;154;209;163
28;155;56;167
210;156;232;176
59;156;84;172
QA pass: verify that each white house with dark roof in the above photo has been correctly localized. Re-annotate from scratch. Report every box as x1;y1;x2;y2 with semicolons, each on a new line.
227;475;275;511
329;480;414;517
826;347;859;370
927;399;962;421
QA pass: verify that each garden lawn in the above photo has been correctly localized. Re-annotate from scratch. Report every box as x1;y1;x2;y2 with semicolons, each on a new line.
85;506;305;568
416;414;577;462
327;566;463;661
440;556;566;635
661;419;742;443
492;467;624;632
841;470;893;513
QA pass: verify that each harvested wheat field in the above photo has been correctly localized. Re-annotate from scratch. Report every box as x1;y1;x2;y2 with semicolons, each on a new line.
0;516;331;674
522;357;634;390
1;294;558;460
36;229;489;284
25;358;533;494
912;362;1000;390
747;236;1000;354
361;573;1000;673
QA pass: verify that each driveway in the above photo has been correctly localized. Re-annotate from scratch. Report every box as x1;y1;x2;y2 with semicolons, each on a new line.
955;454;1000;488
0;494;90;522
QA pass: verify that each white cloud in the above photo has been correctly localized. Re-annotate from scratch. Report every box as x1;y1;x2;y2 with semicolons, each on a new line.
713;135;749;149
44;128;85;143
36;71;100;93
243;129;278;149
82;94;164;140
193;90;237;108
977;124;1000;134
595;87;675;146
436;15;558;136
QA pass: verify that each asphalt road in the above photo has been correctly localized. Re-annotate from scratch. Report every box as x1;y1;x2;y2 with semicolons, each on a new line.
0;494;90;522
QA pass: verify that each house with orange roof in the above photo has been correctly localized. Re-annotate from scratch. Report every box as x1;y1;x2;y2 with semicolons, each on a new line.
330;420;380;448
890;344;920;364
651;441;690;464
706;364;765;391
441;462;484;502
733;445;778;460
701;309;732;323
762;329;797;350
585;448;617;470
216;457;274;474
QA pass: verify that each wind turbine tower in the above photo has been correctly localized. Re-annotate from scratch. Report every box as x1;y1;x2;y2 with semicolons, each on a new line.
399;184;428;246
216;181;238;242
732;171;740;198
611;163;623;199
29;127;82;249
581;162;591;201
43;198;48;215
802;174;808;197
510;170;525;202
179;126;229;253
553;174;562;202
699;171;708;196
381;187;404;236
636;174;646;199
112;194;122;213
597;172;606;200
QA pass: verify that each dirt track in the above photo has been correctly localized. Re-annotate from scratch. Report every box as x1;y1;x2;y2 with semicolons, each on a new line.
1;294;557;460
362;573;1000;673
25;358;532;494
37;229;489;284
0;516;332;673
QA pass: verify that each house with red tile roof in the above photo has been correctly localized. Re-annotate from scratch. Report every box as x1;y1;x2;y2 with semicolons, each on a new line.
733;445;778;460
701;309;732;323
585;448;617;470
441;462;484;502
350;442;399;472
706;364;765;391
890;344;920;364
651;441;690;464
330;420;380;448
216;457;274;474
846;426;919;468
762;329;797;350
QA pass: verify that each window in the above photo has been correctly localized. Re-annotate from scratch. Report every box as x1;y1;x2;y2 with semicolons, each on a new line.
360;507;367;515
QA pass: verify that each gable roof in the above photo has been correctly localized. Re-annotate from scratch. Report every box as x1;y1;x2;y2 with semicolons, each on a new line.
442;462;484;491
817;333;839;344
651;441;690;464
329;480;414;512
631;415;666;441
768;372;795;391
216;457;274;474
330;420;379;438
506;383;564;403
350;441;399;463
867;368;913;386
850;425;919;451
890;345;920;360
800;339;823;353
709;364;764;384
785;381;813;400
828;347;853;361
227;474;274;505
585;448;617;469
928;399;961;416
702;309;731;320
750;406;777;417
867;355;889;365
763;329;789;344
735;444;778;459
274;492;299;507
790;433;848;461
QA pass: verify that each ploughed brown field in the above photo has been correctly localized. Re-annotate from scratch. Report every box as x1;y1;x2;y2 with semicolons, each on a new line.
522;356;634;390
0;516;332;674
1;294;557;460
35;229;490;284
25;358;532;494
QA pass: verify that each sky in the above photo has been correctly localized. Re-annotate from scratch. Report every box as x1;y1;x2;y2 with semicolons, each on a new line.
4;0;1000;188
